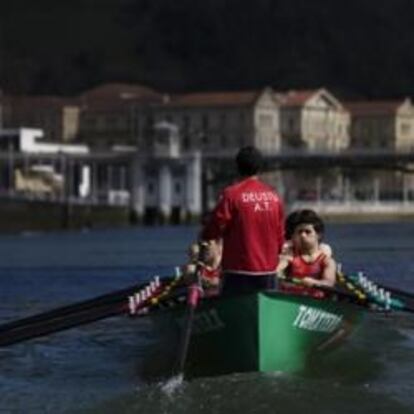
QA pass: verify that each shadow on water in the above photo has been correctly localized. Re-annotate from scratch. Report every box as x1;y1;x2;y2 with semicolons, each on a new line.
1;224;414;414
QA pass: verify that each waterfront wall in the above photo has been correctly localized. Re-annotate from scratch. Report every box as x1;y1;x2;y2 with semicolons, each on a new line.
1;197;414;234
0;198;130;233
0;196;202;233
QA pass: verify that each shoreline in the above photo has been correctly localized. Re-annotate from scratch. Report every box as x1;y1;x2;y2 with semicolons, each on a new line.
0;198;414;234
290;201;414;223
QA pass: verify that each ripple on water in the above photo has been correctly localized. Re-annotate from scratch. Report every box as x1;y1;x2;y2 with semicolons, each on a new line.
1;224;414;414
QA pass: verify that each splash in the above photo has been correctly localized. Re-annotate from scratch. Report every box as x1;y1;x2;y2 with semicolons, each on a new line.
160;374;184;398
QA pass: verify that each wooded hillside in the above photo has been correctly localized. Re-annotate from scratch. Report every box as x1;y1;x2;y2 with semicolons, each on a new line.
1;0;414;98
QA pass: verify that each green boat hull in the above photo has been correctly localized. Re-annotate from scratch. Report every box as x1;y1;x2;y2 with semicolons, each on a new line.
148;290;364;378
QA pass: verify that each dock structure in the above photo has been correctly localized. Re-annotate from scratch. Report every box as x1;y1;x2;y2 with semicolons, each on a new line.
0;126;203;226
1;127;414;230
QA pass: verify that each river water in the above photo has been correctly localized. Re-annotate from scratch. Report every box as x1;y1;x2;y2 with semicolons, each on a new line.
0;223;414;413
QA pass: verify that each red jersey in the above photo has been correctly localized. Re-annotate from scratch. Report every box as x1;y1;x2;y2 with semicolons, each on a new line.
201;177;284;275
280;253;327;298
201;266;221;281
289;253;327;280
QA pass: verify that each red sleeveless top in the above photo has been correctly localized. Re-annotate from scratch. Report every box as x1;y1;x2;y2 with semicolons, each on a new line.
280;253;327;298
289;253;327;280
201;266;221;280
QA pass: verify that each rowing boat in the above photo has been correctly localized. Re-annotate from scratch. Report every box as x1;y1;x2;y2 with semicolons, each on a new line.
2;270;407;380
147;288;364;378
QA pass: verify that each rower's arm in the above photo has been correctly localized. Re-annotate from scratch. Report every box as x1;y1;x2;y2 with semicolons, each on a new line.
302;257;336;288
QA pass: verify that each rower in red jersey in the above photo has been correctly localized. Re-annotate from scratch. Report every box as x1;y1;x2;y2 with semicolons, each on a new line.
182;240;222;296
277;209;336;298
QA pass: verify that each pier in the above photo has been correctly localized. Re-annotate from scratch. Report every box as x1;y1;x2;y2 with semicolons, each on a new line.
0;128;414;231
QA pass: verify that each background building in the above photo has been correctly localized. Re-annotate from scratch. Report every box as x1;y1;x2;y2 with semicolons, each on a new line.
150;87;282;154
3;95;81;143
279;88;350;151
347;98;414;150
77;83;163;150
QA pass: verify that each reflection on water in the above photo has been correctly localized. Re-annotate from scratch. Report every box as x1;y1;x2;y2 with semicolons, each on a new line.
0;223;413;413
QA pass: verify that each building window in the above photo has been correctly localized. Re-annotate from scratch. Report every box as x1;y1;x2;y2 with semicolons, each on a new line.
130;115;139;133
85;117;97;130
400;122;411;135
182;115;190;131
147;182;154;194
183;135;190;150
174;182;181;194
202;114;209;129
145;115;154;129
258;114;273;127
107;115;118;130
288;118;295;132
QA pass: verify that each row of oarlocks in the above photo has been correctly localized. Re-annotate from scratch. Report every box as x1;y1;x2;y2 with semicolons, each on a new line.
336;269;407;312
127;270;186;316
355;272;393;310
125;265;410;318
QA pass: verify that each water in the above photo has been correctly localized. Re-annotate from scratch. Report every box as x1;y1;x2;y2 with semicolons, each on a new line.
0;223;414;413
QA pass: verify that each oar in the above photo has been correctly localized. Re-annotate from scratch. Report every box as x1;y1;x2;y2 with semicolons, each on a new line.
0;300;128;347
278;272;414;314
175;244;206;377
345;271;414;302
372;281;414;305
0;276;173;335
284;277;367;304
175;283;202;376
0;275;186;347
339;272;414;314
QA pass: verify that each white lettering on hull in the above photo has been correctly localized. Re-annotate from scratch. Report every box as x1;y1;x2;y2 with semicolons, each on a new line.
293;305;343;333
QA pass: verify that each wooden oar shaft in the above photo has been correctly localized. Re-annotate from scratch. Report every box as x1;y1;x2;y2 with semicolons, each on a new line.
176;299;197;374
0;277;174;334
0;301;126;347
175;244;206;377
278;274;367;306
0;277;185;347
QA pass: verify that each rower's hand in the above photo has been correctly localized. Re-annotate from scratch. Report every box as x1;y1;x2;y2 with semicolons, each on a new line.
302;277;318;287
201;276;219;288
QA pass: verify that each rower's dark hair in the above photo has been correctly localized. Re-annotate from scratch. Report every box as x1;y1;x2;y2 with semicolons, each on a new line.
285;209;325;238
236;146;263;176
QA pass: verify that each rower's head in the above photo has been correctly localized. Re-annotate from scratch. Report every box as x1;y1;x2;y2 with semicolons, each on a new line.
202;239;222;268
287;209;325;251
188;242;200;262
236;146;263;177
286;209;325;238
